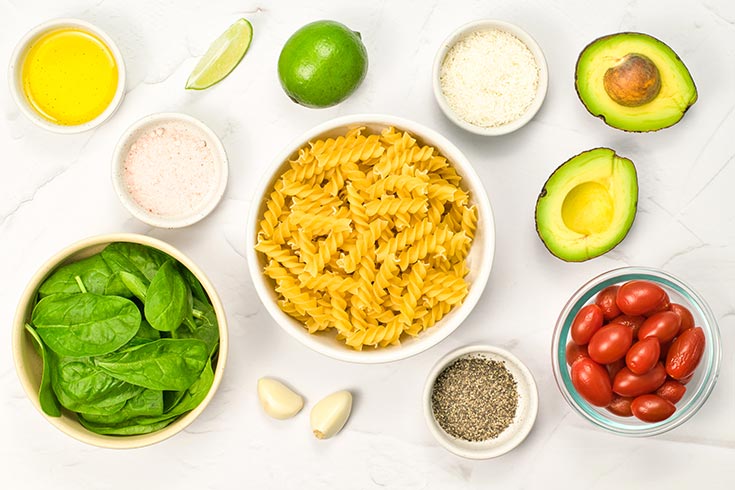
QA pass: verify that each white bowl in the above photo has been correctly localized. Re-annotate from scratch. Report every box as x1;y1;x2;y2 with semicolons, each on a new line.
246;114;495;364
12;233;229;449
432;19;549;136
423;345;539;459
111;112;229;228
8;18;126;134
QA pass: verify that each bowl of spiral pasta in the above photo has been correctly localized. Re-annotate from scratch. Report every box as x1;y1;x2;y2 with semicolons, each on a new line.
247;114;495;363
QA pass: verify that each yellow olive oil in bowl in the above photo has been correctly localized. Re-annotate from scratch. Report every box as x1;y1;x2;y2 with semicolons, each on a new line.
10;19;126;133
21;27;118;126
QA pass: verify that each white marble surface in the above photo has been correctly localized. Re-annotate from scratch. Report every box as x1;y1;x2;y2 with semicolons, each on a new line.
2;0;734;488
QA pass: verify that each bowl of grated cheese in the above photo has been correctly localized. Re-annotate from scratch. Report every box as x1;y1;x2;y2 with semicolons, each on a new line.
433;19;548;136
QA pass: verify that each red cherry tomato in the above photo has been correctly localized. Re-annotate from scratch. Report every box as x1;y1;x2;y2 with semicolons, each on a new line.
606;358;626;382
659;340;673;361
670;303;695;335
616;281;670;316
656;380;687;404
588;323;633;364
611;314;645;338
571;304;604;345
566;341;589;366
638;311;681;343
595;285;621;320
626;338;660;375
631;394;676;422
613;362;667;397
571;358;613;407
666;327;705;380
607;395;633;417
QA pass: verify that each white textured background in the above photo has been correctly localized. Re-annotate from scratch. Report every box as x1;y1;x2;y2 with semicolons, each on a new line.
1;0;734;488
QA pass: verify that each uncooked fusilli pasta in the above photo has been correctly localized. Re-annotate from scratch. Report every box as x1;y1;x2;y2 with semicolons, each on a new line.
255;126;477;350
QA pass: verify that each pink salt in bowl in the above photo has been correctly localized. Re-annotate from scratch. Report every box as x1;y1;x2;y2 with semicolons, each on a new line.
112;112;229;228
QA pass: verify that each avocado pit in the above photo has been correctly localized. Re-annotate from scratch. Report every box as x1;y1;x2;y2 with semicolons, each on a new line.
603;53;661;107
561;181;614;235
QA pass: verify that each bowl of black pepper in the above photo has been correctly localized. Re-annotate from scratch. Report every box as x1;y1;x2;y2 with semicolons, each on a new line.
423;345;538;459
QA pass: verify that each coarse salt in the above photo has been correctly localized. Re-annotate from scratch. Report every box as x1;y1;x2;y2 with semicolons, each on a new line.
440;29;540;128
123;120;219;218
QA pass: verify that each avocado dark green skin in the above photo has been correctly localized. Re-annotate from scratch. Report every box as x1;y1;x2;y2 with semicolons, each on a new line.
574;32;698;133
534;147;639;262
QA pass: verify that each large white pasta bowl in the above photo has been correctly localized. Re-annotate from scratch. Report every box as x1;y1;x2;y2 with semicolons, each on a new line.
246;114;495;363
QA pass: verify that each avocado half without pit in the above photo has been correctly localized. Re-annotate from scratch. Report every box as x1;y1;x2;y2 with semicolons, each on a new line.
535;148;638;262
575;32;697;132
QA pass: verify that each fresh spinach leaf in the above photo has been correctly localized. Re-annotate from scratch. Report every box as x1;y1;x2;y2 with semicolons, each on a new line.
162;360;214;418
49;354;143;414
38;255;114;298
179;264;209;303
24;323;61;417
101;243;169;282
134;319;160;341
95;339;208;391
144;261;191;332
32;293;141;357
173;298;219;357
142;360;214;422
78;416;176;436
118;271;149;303
80;388;163;425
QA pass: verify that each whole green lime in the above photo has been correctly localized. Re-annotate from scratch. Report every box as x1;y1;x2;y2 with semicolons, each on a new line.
278;20;368;108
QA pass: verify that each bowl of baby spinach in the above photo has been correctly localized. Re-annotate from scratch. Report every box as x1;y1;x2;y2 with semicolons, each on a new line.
12;234;228;448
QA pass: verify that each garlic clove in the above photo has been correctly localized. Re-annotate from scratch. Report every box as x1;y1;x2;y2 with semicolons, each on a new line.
257;377;304;420
310;390;352;439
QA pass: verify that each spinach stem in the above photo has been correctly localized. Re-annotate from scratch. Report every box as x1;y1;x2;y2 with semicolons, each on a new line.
192;309;205;320
74;275;88;293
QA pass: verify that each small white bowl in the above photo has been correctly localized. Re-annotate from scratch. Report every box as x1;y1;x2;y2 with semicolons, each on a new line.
246;114;495;364
432;19;549;136
8;18;126;134
112;112;229;228
423;345;538;459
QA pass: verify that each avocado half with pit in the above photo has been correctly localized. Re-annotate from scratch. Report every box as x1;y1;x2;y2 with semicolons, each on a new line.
535;148;638;262
575;32;697;132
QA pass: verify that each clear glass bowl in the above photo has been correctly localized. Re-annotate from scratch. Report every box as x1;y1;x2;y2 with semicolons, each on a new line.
551;266;721;436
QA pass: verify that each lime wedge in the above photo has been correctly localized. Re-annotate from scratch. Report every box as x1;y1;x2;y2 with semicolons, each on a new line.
186;18;253;90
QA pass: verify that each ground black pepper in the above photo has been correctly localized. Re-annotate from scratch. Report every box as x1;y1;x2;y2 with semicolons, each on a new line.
431;355;519;441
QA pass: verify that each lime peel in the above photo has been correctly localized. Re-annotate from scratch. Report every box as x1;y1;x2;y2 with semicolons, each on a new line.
186;18;253;90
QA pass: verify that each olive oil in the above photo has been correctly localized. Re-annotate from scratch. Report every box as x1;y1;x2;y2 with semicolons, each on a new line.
21;27;118;126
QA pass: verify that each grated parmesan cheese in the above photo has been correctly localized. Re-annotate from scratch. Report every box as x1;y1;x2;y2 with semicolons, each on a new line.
440;29;540;128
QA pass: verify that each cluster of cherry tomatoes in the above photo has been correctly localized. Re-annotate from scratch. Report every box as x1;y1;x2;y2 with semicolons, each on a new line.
566;280;706;423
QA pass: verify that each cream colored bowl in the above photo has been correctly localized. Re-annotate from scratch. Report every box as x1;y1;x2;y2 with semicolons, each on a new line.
246;114;495;363
12;234;228;449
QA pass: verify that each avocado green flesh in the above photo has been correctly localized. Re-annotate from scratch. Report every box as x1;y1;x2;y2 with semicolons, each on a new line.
535;148;638;262
576;32;697;132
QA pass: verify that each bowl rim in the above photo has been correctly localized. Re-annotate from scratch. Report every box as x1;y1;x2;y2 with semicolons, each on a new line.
422;344;539;459
11;233;229;449
551;266;722;437
111;112;229;228
245;113;496;364
8;17;127;134
432;18;549;136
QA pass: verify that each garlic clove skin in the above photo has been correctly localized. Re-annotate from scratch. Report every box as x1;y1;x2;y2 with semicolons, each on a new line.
257;377;304;420
310;390;352;439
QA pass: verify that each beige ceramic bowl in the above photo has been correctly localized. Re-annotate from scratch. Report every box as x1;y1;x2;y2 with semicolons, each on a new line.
12;233;228;449
246;114;495;363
